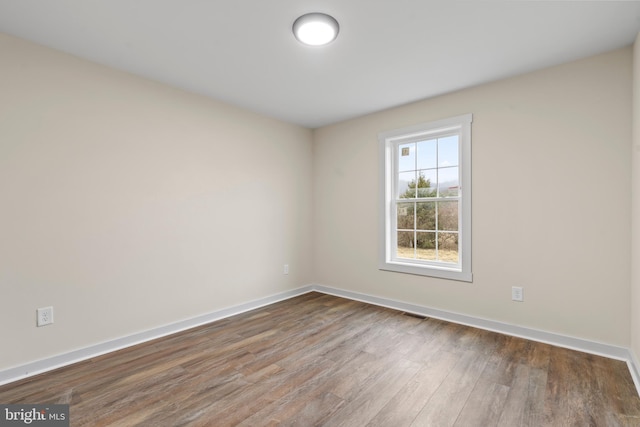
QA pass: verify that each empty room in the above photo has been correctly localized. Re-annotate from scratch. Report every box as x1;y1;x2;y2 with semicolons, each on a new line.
2;1;640;425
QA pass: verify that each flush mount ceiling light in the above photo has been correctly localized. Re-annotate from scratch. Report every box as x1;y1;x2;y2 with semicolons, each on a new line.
292;13;339;46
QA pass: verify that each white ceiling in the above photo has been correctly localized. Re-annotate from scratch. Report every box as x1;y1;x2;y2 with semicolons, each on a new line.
1;1;639;128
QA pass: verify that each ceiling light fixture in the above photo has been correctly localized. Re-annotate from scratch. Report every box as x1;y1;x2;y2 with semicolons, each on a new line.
292;13;339;46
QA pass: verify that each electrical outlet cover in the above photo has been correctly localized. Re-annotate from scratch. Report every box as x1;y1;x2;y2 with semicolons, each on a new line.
511;287;524;302
37;306;54;326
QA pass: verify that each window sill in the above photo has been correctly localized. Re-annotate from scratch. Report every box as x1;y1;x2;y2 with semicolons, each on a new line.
379;260;472;282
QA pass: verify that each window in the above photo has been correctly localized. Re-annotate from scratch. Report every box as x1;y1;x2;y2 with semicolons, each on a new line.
379;114;472;281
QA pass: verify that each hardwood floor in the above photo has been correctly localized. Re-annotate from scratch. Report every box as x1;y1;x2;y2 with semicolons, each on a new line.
1;292;639;426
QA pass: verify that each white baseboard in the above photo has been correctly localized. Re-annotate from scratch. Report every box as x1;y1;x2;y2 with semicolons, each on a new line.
312;284;640;397
629;350;640;397
312;285;640;396
2;283;639;399
311;284;631;361
0;286;314;387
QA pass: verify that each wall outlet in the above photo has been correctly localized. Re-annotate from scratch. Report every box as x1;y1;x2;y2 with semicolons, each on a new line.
512;287;524;302
37;306;54;327
283;264;289;275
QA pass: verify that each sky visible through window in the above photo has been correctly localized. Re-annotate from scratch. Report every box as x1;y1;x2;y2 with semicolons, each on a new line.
397;135;459;198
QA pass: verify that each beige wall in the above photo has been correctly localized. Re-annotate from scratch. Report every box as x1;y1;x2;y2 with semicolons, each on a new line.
0;33;313;370
1;29;635;372
314;48;632;346
632;33;640;363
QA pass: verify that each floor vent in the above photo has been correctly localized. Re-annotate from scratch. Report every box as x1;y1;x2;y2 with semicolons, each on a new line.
401;312;428;320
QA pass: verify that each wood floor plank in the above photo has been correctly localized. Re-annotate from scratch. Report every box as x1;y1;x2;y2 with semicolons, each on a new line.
454;379;510;427
410;349;491;427
211;357;337;426
367;349;461;427
321;356;422;427
0;292;638;426
276;391;344;426
235;364;343;426
495;363;535;427
320;351;385;401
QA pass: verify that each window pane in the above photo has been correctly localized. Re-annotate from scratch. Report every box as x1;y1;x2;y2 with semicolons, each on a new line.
438;232;459;263
438;135;458;167
398;171;416;198
417;169;437;197
416;202;436;231
397;231;415;259
397;203;414;230
417;139;437;170
398;143;415;172
438;166;459;197
416;232;436;261
437;201;458;231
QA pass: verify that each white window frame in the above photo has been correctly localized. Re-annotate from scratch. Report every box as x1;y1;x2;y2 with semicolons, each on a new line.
379;114;472;282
